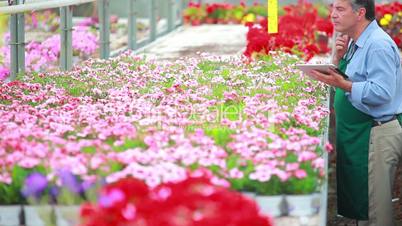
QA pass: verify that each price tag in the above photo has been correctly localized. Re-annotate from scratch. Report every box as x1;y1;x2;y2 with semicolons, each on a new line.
268;0;278;34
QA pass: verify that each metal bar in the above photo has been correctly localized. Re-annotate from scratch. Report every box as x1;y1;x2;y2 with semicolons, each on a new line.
149;0;156;42
60;5;73;71
98;0;110;59
156;28;169;38
0;0;95;14
318;94;330;226
16;2;24;75
9;7;18;81
180;0;186;26
128;0;137;50
167;0;174;32
0;0;54;7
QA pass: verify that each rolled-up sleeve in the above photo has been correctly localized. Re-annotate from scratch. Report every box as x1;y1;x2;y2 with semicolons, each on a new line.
350;48;397;108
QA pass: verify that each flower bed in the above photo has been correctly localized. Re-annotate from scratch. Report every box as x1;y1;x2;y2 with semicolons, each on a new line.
183;1;268;25
244;1;402;61
244;1;333;61
0;51;330;208
376;2;402;48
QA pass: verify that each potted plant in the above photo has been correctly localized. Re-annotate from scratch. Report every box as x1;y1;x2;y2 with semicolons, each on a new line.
183;2;206;26
249;164;286;217
282;160;322;217
21;171;57;226
226;156;257;199
21;169;98;226
0;165;30;226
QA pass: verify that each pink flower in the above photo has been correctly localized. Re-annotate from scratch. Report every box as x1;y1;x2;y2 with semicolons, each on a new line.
312;158;324;169
0;66;10;80
229;168;244;179
294;169;307;179
285;162;299;171
325;142;334;153
211;176;230;187
223;91;239;101
298;151;317;162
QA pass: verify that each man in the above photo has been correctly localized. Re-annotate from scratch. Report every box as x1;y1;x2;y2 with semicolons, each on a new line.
309;0;402;225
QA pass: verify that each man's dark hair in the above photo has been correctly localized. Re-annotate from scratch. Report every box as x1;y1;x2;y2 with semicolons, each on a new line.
350;0;376;21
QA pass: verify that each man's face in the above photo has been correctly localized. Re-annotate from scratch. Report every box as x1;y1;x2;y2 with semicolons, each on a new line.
331;0;359;33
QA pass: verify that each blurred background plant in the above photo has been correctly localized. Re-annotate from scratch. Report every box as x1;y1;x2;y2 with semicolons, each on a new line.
376;2;402;48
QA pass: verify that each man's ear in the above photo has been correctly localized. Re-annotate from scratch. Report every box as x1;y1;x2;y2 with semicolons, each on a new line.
358;7;367;20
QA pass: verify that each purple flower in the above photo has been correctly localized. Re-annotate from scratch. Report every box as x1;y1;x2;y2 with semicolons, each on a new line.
58;169;83;194
21;172;48;198
49;186;59;204
0;66;9;80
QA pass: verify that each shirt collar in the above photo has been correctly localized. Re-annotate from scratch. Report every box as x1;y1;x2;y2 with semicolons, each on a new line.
354;20;379;48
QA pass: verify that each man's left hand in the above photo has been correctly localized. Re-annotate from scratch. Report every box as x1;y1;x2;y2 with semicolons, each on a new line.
310;68;352;92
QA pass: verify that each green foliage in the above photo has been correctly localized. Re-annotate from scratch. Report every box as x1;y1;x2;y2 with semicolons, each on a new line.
255;176;283;196
229;159;256;192
315;3;330;18
197;61;223;73
283;162;320;195
211;84;229;99
204;127;235;146
82;146;97;154
113;139;148;152
247;5;267;17
218;102;245;121
282;177;317;195
0;166;46;204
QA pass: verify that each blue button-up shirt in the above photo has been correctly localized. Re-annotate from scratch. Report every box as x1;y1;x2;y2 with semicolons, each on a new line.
345;20;402;121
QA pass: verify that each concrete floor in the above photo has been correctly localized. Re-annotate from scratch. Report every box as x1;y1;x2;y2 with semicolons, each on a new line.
136;24;248;60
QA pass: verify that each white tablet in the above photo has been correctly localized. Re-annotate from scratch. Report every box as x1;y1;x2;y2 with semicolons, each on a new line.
296;63;338;76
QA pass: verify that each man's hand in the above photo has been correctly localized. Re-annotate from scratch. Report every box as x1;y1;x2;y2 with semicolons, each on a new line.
310;68;352;92
333;34;350;66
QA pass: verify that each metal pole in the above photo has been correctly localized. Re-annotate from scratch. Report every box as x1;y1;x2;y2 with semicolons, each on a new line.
60;6;73;70
167;0;174;31
98;0;110;59
128;0;137;50
149;0;156;41
9;11;18;81
180;0;186;26
16;0;25;75
0;0;96;14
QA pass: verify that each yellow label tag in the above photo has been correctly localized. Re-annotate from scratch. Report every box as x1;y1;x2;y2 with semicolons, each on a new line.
268;0;278;34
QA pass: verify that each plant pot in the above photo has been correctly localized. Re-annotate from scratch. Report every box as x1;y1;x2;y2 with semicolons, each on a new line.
191;19;202;26
286;193;320;217
55;205;80;226
205;18;215;24
0;205;21;226
25;205;56;226
241;191;256;200
256;194;285;217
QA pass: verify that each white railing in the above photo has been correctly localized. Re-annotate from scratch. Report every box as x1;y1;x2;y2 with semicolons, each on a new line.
0;0;187;81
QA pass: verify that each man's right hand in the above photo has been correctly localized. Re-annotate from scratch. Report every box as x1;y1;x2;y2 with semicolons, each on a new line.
333;34;350;66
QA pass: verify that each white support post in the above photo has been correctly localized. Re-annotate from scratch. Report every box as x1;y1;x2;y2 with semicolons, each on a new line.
98;0;110;59
128;0;137;50
60;5;73;70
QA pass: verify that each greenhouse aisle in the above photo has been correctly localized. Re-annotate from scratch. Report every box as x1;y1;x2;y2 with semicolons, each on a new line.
136;25;248;60
136;24;320;226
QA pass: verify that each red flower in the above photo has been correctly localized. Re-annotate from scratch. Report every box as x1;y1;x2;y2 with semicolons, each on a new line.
244;1;335;60
80;176;273;226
